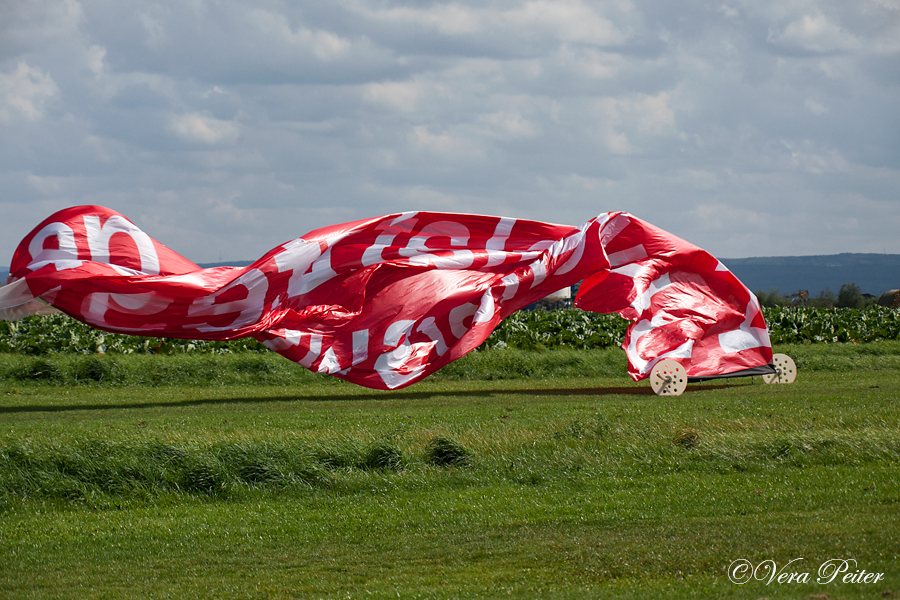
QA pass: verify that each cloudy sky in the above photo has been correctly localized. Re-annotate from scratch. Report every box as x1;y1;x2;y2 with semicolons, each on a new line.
2;0;898;265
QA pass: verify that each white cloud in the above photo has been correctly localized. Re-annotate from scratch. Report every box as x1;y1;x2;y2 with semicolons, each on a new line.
168;113;241;144
0;0;84;56
592;92;678;153
348;0;629;45
559;46;626;79
504;0;628;45
0;62;58;121
138;8;168;50
784;141;849;175
674;169;720;190
363;80;425;112
804;98;827;115
249;9;352;60
479;111;539;138
86;44;105;77
770;12;860;53
1;0;899;263
409;125;483;158
27;174;65;194
352;2;483;35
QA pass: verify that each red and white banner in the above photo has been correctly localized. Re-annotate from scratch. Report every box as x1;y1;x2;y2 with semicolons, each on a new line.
1;206;771;389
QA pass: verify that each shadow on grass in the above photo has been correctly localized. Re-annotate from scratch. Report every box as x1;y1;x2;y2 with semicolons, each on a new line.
0;383;736;414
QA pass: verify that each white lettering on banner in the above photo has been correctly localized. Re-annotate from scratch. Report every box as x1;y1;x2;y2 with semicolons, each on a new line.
473;292;496;323
625;314;669;372
80;292;172;330
398;221;470;256
352;329;369;365
318;347;341;374
530;262;547;289
83;215;160;275
27;222;82;272
375;318;451;388
276;237;351;299
301;334;322;368
500;273;521;301
416;317;448;355
7;206;778;390
360;234;393;267
610;263;646;280
626;312;694;375
293;246;340;296
554;229;589;275
599;214;631;246
409;250;475;269
263;330;324;368
719;299;771;353
361;213;418;267
592;212;614;232
397;221;474;268
337;329;372;375
448;302;478;339
275;239;320;275
261;329;300;352
484;217;516;267
185;268;268;332
375;344;429;389
608;245;647;268
278;225;365;297
384;320;416;346
640;341;694;376
630;272;673;313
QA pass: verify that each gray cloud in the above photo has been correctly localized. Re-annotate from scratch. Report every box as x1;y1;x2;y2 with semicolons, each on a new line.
2;0;898;265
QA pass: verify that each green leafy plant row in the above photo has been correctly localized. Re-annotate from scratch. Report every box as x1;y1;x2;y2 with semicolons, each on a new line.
764;305;900;343
483;306;900;349
0;313;267;355
1;306;898;356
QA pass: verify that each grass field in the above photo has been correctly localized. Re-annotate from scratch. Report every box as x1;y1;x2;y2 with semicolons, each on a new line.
1;343;899;599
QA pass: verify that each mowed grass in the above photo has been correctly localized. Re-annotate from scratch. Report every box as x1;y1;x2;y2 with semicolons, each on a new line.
1;344;899;599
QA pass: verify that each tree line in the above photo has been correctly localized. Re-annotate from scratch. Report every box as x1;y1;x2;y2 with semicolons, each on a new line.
756;283;876;309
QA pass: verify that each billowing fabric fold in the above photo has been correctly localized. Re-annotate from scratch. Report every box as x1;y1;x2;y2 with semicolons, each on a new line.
2;206;771;389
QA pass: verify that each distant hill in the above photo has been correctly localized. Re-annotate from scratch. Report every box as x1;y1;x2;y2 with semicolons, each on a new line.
3;254;898;298
720;253;900;298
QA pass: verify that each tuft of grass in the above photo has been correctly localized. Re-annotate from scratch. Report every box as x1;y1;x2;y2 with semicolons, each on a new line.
232;355;275;375
13;358;62;382
179;457;230;496
72;355;118;382
673;427;701;449
425;436;471;467
362;442;405;471
0;439;340;500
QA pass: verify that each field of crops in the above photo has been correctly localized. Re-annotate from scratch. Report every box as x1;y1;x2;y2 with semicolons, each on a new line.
2;306;898;356
2;305;899;599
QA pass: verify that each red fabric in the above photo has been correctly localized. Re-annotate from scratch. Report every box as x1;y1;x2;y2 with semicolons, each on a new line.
574;213;771;380
5;205;772;389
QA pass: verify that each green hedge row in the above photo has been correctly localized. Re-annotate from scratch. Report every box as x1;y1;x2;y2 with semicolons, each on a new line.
1;306;898;356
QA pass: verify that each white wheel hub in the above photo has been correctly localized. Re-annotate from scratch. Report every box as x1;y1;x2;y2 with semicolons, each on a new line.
650;359;687;396
762;353;797;384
